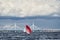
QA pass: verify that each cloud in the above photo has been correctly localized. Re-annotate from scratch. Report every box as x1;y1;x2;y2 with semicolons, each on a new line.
0;0;60;17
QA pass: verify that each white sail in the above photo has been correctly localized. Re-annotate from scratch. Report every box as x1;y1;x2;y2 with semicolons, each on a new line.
24;28;26;32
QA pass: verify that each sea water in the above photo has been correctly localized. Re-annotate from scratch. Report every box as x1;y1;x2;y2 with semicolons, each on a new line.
0;30;60;40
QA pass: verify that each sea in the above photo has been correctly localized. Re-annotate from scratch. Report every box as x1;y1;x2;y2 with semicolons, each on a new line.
0;30;60;40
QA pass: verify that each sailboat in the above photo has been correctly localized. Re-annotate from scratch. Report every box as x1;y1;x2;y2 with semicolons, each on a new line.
24;25;32;34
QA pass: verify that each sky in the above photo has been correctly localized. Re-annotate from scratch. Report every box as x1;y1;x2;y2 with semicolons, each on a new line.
0;0;60;17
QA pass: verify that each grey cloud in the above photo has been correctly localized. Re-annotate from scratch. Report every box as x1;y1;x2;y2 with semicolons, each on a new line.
0;0;60;17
